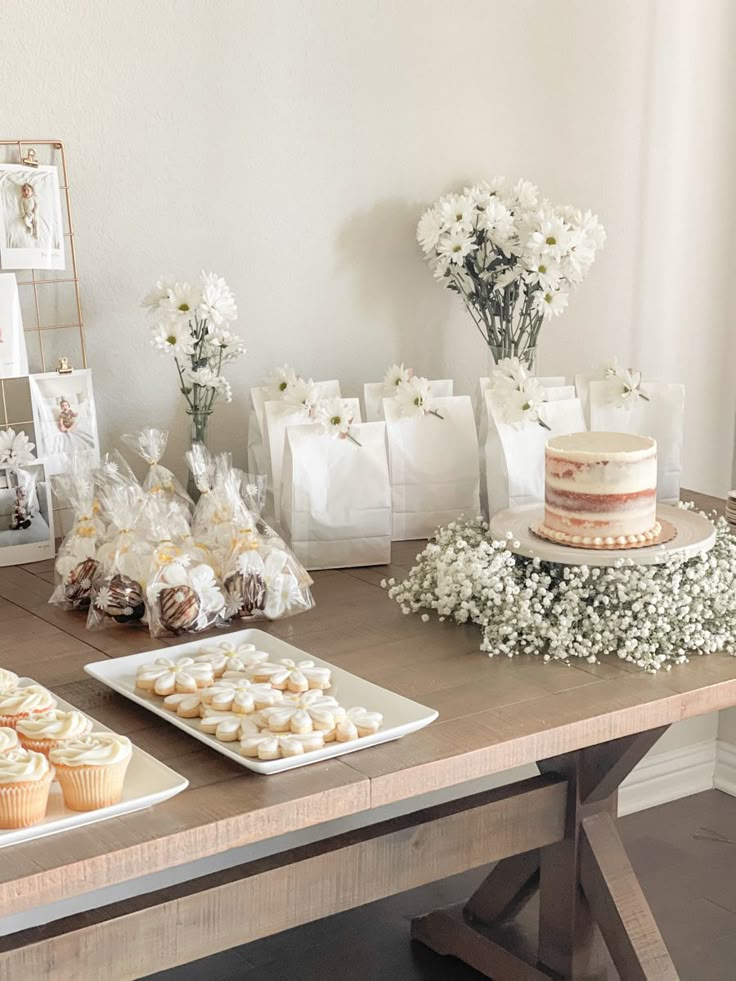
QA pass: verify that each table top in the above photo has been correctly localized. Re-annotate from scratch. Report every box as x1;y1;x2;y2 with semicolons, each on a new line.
0;489;734;916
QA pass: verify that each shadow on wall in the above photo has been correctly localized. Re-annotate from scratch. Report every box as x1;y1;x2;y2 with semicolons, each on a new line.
336;197;454;374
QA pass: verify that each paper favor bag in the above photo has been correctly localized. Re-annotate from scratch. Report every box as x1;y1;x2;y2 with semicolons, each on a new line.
485;395;587;517
0;274;28;379
478;376;568;513
364;379;453;422
385;395;480;540
264;395;359;526
588;379;685;502
281;421;391;570
248;379;341;479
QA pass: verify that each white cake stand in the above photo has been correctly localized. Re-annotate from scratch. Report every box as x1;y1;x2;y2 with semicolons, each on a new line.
488;503;716;568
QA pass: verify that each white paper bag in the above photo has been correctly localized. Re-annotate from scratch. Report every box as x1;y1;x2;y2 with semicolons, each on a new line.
364;379;453;422
478;376;568;513
485;395;587;517
264;393;358;526
385;395;480;540
248;379;341;478
281;421;391;570
588;379;685;503
0;273;28;379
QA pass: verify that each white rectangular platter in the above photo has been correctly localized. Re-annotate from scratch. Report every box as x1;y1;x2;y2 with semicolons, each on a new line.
0;680;189;849
85;628;439;775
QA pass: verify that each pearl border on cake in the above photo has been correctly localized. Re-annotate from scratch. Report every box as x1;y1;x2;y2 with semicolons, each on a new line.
530;520;677;551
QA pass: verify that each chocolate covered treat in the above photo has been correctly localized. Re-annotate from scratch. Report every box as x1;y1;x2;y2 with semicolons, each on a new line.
224;571;266;619
159;585;200;632
64;557;99;609
95;574;145;623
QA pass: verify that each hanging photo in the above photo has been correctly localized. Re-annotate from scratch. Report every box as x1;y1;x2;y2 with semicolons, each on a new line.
0;273;28;378
0;461;54;566
0;163;65;270
29;368;100;475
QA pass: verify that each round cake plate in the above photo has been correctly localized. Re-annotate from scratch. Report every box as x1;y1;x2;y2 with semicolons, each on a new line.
488;503;716;568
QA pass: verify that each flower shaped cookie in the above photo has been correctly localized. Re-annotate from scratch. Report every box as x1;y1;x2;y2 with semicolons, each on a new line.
240;729;324;760
135;656;214;696
193;641;269;677
267;692;346;734
335;707;383;742
200;679;283;714
162;691;207;718
199;711;261;743
249;658;331;692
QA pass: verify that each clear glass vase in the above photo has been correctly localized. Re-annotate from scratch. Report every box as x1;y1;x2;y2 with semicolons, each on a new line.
186;408;212;502
488;338;537;373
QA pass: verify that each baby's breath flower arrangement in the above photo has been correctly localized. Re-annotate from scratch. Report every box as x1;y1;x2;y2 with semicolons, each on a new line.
384;508;736;672
417;178;605;368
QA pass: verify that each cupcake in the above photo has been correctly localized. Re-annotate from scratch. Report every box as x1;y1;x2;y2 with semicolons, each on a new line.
0;685;57;728
0;748;54;828
50;732;132;811
16;710;93;757
0;728;19;755
0;669;19;691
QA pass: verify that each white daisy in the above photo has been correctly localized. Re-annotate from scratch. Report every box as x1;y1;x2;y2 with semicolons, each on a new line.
316;398;360;444
491;376;549;429
395;376;442;419
151;320;195;356
532;288;569;319
437;226;477;266
522;254;562;292
416;208;444;254
437;193;476;230
182;366;219;389
162;282;201;325
0;428;36;468
265;364;299;399
198;271;238;326
141;275;176;312
383;363;411;393
282;377;318;413
528;215;573;260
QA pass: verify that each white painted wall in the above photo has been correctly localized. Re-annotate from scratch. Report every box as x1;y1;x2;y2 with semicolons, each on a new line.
1;0;734;494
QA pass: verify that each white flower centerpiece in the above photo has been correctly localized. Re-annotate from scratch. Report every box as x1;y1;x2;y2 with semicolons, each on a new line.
417;178;606;370
143;271;246;499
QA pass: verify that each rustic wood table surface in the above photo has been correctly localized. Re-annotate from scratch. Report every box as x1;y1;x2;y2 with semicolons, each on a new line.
0;491;731;980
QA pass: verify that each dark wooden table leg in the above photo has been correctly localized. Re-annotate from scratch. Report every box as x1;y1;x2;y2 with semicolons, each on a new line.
412;726;681;980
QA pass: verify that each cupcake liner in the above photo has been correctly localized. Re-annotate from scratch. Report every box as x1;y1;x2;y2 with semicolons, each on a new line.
0;771;53;829
54;758;130;811
17;736;67;758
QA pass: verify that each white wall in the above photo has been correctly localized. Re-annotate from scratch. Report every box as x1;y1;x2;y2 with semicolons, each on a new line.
1;0;733;493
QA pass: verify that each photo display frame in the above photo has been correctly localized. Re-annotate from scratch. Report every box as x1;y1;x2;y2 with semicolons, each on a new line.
29;368;99;476
0;460;55;567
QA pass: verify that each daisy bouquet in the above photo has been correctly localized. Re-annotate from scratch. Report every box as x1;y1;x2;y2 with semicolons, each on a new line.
142;272;246;495
417;179;605;368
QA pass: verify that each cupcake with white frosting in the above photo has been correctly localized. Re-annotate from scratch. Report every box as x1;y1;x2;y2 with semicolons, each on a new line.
50;732;132;811
0;728;19;755
17;710;93;758
0;685;57;729
0;748;54;828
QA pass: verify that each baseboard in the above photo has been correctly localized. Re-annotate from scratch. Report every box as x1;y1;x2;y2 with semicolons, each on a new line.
618;739;716;816
714;740;736;797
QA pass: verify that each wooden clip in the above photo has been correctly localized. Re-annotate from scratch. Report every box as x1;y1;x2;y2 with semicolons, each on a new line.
56;356;73;374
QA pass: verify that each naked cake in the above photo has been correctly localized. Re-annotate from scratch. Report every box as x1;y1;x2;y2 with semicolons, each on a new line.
537;432;661;547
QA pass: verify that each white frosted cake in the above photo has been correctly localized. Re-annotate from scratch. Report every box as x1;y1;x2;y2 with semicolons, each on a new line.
539;432;660;547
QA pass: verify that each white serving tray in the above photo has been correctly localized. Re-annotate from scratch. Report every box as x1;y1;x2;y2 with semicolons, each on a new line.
489;503;716;568
0;680;188;849
85;629;439;774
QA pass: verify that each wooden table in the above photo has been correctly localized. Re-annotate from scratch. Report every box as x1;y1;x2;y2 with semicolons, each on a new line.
0;491;732;980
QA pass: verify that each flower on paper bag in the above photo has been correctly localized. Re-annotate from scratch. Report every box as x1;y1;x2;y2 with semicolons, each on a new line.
489;358;549;429
264;364;299;399
395;375;444;420
383;363;412;393
601;359;650;408
282;377;319;416
316;398;361;445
